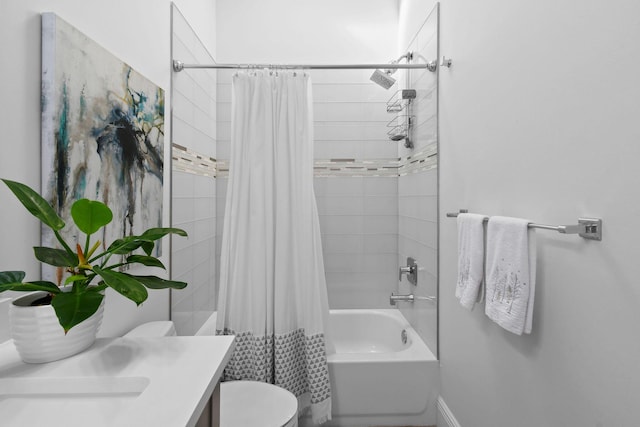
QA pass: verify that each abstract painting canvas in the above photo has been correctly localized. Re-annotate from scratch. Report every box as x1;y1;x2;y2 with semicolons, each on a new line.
41;13;164;281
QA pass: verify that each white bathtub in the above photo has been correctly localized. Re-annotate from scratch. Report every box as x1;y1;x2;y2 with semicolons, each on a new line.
316;309;439;427
196;309;439;426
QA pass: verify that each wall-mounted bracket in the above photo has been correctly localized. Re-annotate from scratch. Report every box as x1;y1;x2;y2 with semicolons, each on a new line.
440;56;452;68
173;60;184;72
577;218;602;241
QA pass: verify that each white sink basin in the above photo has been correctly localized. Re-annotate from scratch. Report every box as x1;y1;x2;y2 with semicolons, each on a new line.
0;336;235;426
0;376;150;396
0;377;150;425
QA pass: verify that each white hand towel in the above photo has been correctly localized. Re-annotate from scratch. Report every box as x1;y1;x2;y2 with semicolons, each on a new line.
485;216;537;335
456;213;488;310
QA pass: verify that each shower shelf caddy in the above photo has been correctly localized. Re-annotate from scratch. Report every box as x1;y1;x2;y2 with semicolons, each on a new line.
386;89;416;148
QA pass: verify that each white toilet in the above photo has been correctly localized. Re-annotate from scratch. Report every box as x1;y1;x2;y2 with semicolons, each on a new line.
124;321;299;427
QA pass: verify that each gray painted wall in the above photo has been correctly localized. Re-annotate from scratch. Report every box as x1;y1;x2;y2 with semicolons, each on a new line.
435;0;640;425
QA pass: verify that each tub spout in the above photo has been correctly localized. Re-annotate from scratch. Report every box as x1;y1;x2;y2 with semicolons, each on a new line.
389;293;414;306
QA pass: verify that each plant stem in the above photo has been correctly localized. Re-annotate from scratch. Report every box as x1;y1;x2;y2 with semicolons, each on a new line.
54;229;75;257
103;262;128;270
83;274;96;287
88;250;108;264
84;234;91;261
99;252;114;269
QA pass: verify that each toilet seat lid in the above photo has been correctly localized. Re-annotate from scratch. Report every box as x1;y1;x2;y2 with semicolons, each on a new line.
221;381;298;427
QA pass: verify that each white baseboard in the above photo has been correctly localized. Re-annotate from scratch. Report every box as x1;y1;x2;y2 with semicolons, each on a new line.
437;396;461;427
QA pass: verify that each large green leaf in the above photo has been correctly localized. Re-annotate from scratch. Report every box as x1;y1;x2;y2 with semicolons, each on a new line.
102;228;187;258
129;275;187;290
141;227;188;241
64;274;91;286
126;255;165;269
71;199;113;235
0;280;61;294
51;291;103;332
34;246;79;267
105;237;148;255
141;241;155;256
24;281;62;293
0;271;25;285
2;179;65;231
93;266;148;305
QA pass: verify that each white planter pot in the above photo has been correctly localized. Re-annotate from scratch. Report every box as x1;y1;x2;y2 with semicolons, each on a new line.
9;291;104;363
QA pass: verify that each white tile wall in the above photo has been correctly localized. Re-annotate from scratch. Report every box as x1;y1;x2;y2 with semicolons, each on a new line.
313;103;390;122
398;169;438;354
314;123;389;142
171;7;217;336
325;272;398;309
312;84;390;103
397;7;439;356
315;177;398;308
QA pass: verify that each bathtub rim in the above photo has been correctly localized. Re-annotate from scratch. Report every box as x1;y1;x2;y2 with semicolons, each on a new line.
327;308;436;363
196;308;436;362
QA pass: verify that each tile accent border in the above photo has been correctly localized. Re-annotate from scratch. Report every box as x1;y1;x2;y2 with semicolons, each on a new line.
215;141;437;178
398;141;437;176
172;144;216;178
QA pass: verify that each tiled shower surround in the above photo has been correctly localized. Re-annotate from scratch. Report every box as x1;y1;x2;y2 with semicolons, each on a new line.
173;6;438;353
397;6;439;355
170;6;218;336
315;176;399;308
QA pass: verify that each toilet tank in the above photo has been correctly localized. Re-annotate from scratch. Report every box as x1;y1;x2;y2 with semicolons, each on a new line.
123;321;177;337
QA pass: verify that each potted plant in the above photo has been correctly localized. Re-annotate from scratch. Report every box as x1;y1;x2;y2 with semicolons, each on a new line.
0;179;187;363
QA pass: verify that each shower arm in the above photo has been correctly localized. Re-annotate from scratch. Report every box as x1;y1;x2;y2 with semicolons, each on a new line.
384;52;413;74
383;51;437;74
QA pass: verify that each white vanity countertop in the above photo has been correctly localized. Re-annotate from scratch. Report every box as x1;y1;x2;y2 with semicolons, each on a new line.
0;336;235;427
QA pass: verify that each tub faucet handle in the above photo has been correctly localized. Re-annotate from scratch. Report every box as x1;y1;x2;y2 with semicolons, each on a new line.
398;266;411;280
398;257;418;285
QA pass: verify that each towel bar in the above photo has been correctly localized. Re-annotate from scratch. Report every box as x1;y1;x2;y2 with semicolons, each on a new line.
446;210;602;241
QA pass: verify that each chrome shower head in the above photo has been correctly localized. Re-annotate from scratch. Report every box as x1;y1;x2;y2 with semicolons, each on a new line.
370;52;413;89
370;69;396;89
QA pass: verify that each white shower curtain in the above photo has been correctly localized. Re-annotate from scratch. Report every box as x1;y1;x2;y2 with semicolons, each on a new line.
216;70;332;424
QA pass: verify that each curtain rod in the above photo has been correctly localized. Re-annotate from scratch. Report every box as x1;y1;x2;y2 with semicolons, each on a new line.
172;60;436;72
